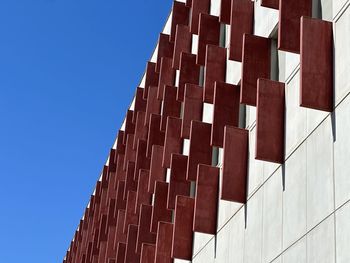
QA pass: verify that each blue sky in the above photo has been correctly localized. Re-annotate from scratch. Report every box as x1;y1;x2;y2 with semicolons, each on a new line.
0;1;172;262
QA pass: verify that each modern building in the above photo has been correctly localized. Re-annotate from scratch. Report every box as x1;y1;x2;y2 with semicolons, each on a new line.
63;0;350;262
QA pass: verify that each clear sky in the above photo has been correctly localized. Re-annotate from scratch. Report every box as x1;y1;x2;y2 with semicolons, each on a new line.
0;1;172;262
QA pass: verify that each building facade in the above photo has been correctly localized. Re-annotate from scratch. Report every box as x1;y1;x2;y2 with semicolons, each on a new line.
64;0;350;262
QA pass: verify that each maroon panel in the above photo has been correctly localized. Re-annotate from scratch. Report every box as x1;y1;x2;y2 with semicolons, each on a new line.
135;170;152;214
220;0;232;24
278;0;312;53
124;225;140;263
170;1;190;43
204;45;227;103
140;244;156;263
221;126;248;203
116;242;126;263
148;145;166;194
155;222;173;263
172;196;194;260
116;154;126;182
173;25;192;70
133;111;148;150
156;33;175;73
134;140;150;180
136;204;156;254
145;86;162;126
168;154;191;210
124;162;137;200
300;16;333;112
256;79;285;163
197;14;221;65
181;84;203;139
261;0;279;9
144;62;159;99
187;121;212;181
123;110;135;144
114;210;127;248
116;130;126;154
241;34;271;106
133;87;147;123
190;0;210;34
146;114;165;158
157;57;176;100
229;0;254;61
211;82;240;147
161;85;181;131
124;134;136;171
123;191;138;234
193;164;219;234
105;225;117;263
151;181;172;233
162;117;183;168
177;52;200;101
116;181;126;211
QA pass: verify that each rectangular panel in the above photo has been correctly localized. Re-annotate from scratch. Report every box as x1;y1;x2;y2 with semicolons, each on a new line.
168;154;191;210
278;0;312;53
190;0;210;34
116;181;126;210
229;0;254;61
204;45;227;103
125;225;140;263
171;196;195;260
256;79;285;163
116;130;126;154
124;134;136;171
136;204;156;254
114;210;127;247
173;25;192;70
193;164;219;234
133;87;147;123
222;126;248;203
220;0;232;24
156;33;175;73
134;140;150;180
197;14;220;66
135;169;152;214
181;84;203;139
211;82;240;147
116;154;126;182
123;110;135;144
144;62;159;99
151;181;172;233
162;117;183;168
148;145;166;193
116;242;126;263
124;162;137;200
187;121;212;181
105;225;116;263
170;1;190;43
161;85;181;131
141;244;156;263
157;57;176;100
300;16;333;112
261;0;279;9
123;191;138;234
155;222;173;263
145;86;162;126
133;111;148;150
178;52;200;102
241;34;271;106
146;114;165;158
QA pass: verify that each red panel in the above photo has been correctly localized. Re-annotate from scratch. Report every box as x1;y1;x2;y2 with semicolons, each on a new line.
145;86;162;126
114;210;127;248
105;225;117;263
177;52;200;102
161;85;181;131
156;33;175;73
157;57;176;100
155;222;173;263
124;162;137;200
181;84;203;139
123;110;135;144
221;126;248;203
124;134;136;171
148;145;166;194
170;1;190;43
125;225;140;263
300;16;333;112
172;196;194;260
135;170;152;214
136;204;156;254
190;0;210;34
144;62;159;99
187;121;212;181
197;14;221;65
220;0;232;24
229;0;254;61
151;181;172;233
116;154;126;182
256;79;285;163
261;0;279;9
116;181;126;212
162;117;183;168
134;140;150;180
123;191;138;234
173;25;192;70
116;242;126;263
133;87;147;123
116;130;126;154
193;164;219;234
241;34;271;106
168;154;191;210
204;45;227;103
140;244;156;263
146;114;165;158
133;111;148;150
278;0;312;53
211;82;240;147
